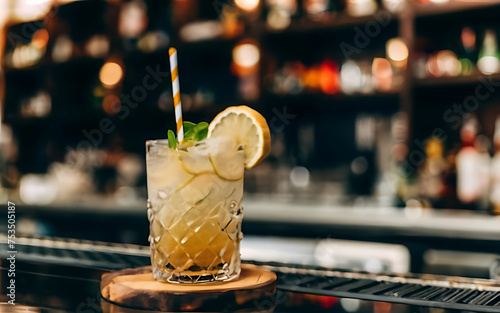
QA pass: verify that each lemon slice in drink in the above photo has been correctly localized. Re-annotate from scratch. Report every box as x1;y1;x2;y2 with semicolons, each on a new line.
209;151;245;181
178;151;213;175
208;106;271;169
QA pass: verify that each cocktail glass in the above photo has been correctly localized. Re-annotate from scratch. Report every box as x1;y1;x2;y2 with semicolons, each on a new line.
146;138;244;283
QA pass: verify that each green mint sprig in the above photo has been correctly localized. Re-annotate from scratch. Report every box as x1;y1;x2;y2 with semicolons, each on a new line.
168;121;209;149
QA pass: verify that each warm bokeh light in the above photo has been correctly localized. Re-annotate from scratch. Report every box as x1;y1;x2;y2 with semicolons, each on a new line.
179;21;223;42
137;31;169;52
31;29;49;49
461;27;476;50
372;58;393;92
318;60;340;95
304;0;329;17
386;38;409;67
21;91;51;117
102;94;122;115
303;67;321;91
346;0;377;17
267;8;291;30
99;62;124;88
119;1;148;38
426;54;441;77
13;0;53;22
234;0;260;11
85;35;110;58
11;44;43;69
52;36;73;63
233;43;260;68
436;50;460;76
382;0;405;13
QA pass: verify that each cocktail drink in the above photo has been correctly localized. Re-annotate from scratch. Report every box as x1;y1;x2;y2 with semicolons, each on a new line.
146;105;271;284
147;137;245;283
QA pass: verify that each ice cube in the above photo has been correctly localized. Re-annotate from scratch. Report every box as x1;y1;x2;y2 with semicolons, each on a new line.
187;136;236;156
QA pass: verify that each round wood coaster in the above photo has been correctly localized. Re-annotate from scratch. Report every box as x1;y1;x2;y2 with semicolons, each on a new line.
100;264;277;312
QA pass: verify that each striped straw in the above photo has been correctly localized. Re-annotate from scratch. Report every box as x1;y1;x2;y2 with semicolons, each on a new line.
169;47;184;143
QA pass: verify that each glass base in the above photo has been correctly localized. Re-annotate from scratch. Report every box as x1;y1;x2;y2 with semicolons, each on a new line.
152;265;241;283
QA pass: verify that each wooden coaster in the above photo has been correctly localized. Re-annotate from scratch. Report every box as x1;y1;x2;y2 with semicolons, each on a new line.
100;264;277;312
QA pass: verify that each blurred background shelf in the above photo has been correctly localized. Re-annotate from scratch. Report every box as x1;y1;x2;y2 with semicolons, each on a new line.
254;11;397;34
412;1;499;17
2;0;500;280
413;73;500;87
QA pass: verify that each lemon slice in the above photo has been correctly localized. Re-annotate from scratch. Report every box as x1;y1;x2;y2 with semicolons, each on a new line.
208;105;271;169
178;151;213;175
209;151;245;181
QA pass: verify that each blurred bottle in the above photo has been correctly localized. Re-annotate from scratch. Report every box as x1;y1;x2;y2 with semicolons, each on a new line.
490;117;500;215
477;29;500;75
416;137;445;207
456;115;489;211
345;0;377;17
349;115;377;195
318;59;341;95
303;0;336;21
441;149;459;209
457;27;477;71
475;134;492;211
265;0;298;30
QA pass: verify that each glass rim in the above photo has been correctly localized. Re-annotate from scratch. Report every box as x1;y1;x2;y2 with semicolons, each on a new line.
146;139;170;146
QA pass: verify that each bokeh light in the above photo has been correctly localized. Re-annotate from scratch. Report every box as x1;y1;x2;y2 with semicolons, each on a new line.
267;8;291;30
99;62;124;88
20;174;58;205
21;91;51;117
436;50;460;76
102;94;122;115
119;1;148;38
137;31;169;53
52;36;73;63
233;42;260;68
382;0;405;13
461;27;476;50
235;0;260;11
31;29;49;50
319;60;340;95
372;58;393;92
386;38;408;68
85;35;110;58
13;0;53;22
477;56;500;75
346;0;377;17
290;166;310;188
460;58;474;76
340;61;362;94
11;44;43;69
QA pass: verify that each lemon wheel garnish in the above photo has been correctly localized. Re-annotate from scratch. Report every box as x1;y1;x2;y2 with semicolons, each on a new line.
208;105;271;169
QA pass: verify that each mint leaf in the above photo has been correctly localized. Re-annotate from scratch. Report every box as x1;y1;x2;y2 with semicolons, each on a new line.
193;122;209;141
183;122;196;142
168;121;208;148
167;130;178;149
183;121;196;133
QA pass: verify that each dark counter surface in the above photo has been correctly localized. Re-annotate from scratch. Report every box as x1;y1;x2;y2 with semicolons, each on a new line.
1;236;500;313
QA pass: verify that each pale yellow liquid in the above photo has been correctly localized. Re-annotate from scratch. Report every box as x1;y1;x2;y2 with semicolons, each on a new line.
146;140;244;283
